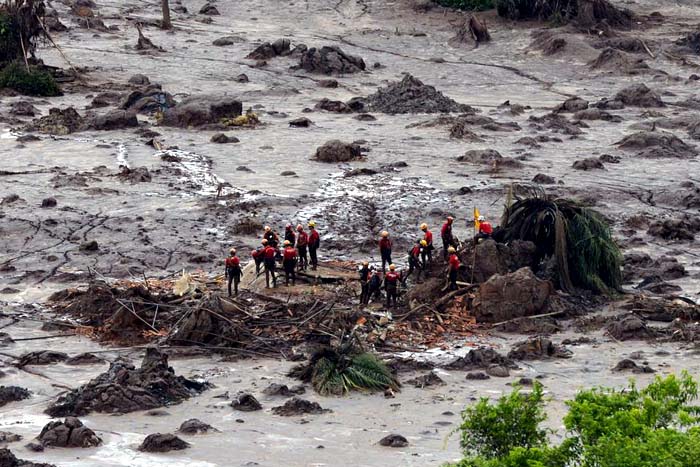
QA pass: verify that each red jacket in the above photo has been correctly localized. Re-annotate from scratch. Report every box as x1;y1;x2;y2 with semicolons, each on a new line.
252;247;263;259
309;229;320;248
410;246;421;259
424;230;433;245
379;238;392;252
441;222;452;239
264;245;276;259
283;247;297;261
479;222;493;235
225;256;240;268
385;271;400;283
297;230;308;247
448;254;460;271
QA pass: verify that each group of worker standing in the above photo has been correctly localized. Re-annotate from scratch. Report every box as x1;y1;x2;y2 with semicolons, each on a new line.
224;214;494;307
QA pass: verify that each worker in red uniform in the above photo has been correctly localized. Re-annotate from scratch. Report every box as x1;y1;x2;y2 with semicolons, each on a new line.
224;248;242;296
447;246;460;291
263;240;278;288
379;230;392;273
251;239;267;274
284;223;296;245
474;215;494;244
308;221;320;270
263;226;278;248
282;240;298;286
420;223;434;264
359;261;370;305
296;224;308;271
441;216;455;260
384;264;400;307
403;239;425;285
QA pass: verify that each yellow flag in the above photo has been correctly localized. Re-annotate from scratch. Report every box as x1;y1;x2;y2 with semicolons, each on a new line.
474;207;481;231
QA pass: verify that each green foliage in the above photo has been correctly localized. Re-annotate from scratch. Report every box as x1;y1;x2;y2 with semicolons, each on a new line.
449;374;700;467
437;0;495;11
0;10;21;63
457;382;548;458
498;186;622;294
0;61;60;96
495;0;577;21
309;349;399;396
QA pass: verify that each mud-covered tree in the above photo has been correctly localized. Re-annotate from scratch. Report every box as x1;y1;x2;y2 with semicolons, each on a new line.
495;0;633;28
161;0;171;30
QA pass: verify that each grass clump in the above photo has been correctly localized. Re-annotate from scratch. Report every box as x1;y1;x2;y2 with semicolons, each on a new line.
0;61;60;96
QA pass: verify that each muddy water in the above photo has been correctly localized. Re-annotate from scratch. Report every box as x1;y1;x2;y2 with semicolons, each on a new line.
2;0;700;464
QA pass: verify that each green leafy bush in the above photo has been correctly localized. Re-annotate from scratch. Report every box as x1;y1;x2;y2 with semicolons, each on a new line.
0;61;61;96
437;0;495;12
450;373;700;467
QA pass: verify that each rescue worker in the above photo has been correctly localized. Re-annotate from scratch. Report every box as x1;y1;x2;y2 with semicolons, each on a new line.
263;226;278;248
441;216;455;259
296;224;308;271
474;215;494;244
379;230;392;273
282;240;298;286
284;223;296;245
308;221;320;270
252;239;267;274
447;246;460;291
384;264;400;307
263;240;277;288
403;239;425;284
368;267;382;302
224;248;242;297
359;261;370;305
420;223;434;263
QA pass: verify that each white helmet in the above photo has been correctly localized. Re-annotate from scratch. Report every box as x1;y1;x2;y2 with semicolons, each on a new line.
477;215;485;221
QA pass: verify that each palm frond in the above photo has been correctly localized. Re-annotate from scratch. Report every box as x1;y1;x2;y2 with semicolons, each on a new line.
304;349;399;396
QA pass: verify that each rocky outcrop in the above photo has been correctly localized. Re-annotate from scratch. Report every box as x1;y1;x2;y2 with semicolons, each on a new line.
37;418;102;448
474;268;553;323
160;95;242;128
298;46;365;75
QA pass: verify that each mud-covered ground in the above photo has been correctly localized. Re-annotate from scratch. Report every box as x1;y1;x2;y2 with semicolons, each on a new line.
1;0;700;465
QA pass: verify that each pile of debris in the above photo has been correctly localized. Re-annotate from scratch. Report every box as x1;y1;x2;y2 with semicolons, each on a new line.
364;74;474;114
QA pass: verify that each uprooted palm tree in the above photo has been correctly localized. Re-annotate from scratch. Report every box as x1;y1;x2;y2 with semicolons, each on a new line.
289;342;399;396
496;0;633;29
497;185;622;295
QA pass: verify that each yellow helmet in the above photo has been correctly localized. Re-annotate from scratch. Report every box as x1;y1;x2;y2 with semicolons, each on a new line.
381;230;389;238
308;220;316;227
420;223;428;231
420;240;427;247
283;240;291;246
447;246;456;253
389;264;396;271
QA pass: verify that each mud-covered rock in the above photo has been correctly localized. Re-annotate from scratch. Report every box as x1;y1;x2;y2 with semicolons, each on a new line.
138;433;189;452
532;173;555;184
318;79;338;88
262;383;306;397
16;351;68;367
528;112;586;136
554;97;588;113
314;98;352;113
45;347;209;417
246;42;280;60
365;74;472;114
211;133;239;144
0;431;22;443
405;371;444;388
614;84;664;107
25;108;84;135
647;215;700;241
507;337;572;360
486;365;510;377
161;95;242;128
271;397;331;416
177;419;218;434
199;3;219;15
0;448;56;467
0;386;30;407
474;268;552;323
612;358;654;373
572;158;604;170
298;46;365;75
120;85;176;114
623;252;686;283
37;418;102;448
572;108;621;122
78;240;99;251
212;36;244;46
84;110;138;131
444;348;516;370
64;353;105;365
128;74;150;85
10;101;37;117
465;371;490;380
606;314;659;341
40;197;57;208
379;434;408;447
675;31;700;54
231;393;262;412
456;149;523;168
465;239;537;283
289;117;312;127
588;48;649;75
616;131;697;159
313;140;363;162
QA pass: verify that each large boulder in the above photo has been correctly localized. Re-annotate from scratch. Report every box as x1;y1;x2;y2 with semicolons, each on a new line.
84;110;138;131
298;46;365;75
160;95;242;128
473;267;552;323
120;84;176;114
37;417;102;448
467;239;537;283
313;140;363;162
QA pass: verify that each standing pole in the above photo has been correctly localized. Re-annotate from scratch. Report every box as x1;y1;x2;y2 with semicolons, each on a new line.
471;206;477;283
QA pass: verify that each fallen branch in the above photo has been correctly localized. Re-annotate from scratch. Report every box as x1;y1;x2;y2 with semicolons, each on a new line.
490;310;566;328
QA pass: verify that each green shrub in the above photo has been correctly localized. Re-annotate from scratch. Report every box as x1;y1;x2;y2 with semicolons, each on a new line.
450;374;700;467
0;10;21;63
437;0;495;11
0;61;61;96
